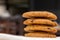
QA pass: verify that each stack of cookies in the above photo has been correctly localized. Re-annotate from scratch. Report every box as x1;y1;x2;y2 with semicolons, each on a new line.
22;11;58;38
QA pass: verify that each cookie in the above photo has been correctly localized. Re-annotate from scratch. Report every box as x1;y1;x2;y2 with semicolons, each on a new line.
22;11;57;20
25;32;56;38
23;19;58;26
24;25;57;33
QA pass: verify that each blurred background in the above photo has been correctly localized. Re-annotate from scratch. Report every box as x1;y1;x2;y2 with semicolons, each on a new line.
0;0;60;36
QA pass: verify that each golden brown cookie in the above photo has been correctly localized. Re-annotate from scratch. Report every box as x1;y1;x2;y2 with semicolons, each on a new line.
23;19;58;26
24;25;57;33
22;11;57;20
25;32;56;38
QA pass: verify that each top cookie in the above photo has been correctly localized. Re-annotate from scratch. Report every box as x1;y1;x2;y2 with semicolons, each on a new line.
22;11;57;20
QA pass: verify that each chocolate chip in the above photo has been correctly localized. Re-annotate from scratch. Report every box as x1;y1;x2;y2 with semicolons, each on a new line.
48;28;51;30
31;20;33;22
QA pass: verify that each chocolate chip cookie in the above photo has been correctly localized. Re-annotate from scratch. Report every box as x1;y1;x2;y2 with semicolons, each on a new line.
23;19;58;26
22;11;57;20
25;32;56;38
24;25;57;33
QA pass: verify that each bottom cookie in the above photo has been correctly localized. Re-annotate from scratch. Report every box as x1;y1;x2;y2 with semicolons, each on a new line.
25;32;56;38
